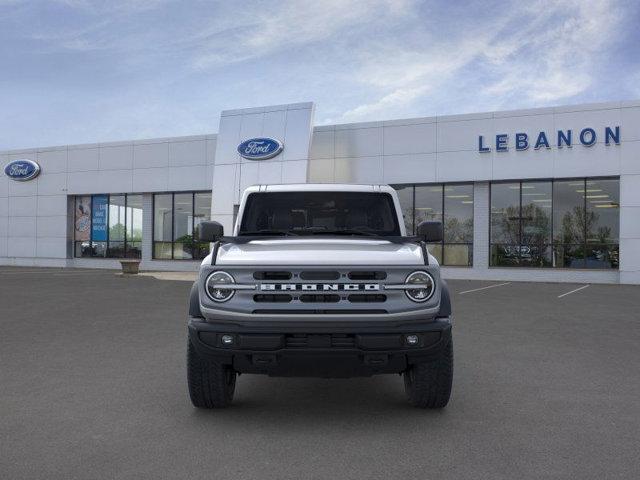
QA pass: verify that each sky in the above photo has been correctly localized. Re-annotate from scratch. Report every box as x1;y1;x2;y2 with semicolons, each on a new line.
1;0;639;150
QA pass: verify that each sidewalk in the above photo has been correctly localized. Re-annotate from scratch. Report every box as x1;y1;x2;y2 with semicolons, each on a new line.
138;271;197;282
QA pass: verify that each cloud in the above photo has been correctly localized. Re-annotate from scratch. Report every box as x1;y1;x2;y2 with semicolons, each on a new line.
338;36;492;121
190;0;413;69
334;0;626;122
0;0;635;149
481;0;622;104
339;85;429;121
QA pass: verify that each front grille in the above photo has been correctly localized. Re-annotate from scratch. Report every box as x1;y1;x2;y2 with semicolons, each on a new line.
300;270;340;280
285;334;356;348
245;268;401;312
348;271;387;280
299;294;340;303
348;294;386;303
253;271;292;280
254;294;293;303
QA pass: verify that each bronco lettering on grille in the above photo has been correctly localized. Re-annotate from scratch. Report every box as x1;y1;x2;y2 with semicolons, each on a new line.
260;283;380;291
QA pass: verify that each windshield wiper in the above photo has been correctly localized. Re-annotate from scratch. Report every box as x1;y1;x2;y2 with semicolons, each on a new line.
238;229;299;236
313;229;385;238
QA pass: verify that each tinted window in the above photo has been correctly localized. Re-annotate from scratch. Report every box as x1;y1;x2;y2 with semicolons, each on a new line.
585;178;619;244
153;194;173;259
490;182;520;245
520;181;552;267
173;193;193;259
74;193;143;259
152;191;212;260
491;178;619;269
126;195;143;259
585;178;619;269
553;180;585;245
444;184;474;243
394;185;414;234
415;185;443;226
239;192;400;236
443;184;474;266
393;183;474;266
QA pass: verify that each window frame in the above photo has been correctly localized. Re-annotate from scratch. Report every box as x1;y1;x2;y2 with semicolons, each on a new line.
73;193;143;259
392;182;474;267
489;176;620;269
151;191;212;260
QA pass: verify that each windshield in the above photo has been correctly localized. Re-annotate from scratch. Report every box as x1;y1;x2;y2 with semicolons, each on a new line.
238;192;401;236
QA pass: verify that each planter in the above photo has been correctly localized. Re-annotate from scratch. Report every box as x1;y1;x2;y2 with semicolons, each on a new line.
119;259;141;274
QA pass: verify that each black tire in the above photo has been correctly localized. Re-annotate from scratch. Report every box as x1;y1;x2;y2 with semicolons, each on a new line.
404;339;453;409
187;339;236;408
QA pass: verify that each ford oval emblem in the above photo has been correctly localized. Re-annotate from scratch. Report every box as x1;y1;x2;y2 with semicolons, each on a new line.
237;137;283;160
4;159;41;181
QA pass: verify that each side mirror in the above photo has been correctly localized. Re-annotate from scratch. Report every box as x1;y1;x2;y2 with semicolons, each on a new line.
198;221;224;242
416;221;443;243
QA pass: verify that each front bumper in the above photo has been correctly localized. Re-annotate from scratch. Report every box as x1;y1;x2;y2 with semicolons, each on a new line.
188;315;452;378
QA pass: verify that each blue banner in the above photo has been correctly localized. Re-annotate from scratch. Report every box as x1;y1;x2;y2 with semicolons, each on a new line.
91;195;108;242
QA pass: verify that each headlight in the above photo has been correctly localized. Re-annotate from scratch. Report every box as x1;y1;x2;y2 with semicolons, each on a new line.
404;271;435;302
205;271;235;302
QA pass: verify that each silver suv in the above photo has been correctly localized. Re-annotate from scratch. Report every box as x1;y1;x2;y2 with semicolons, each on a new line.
187;184;453;408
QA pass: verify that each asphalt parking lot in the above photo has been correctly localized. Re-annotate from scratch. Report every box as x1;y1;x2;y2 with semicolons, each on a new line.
1;268;639;480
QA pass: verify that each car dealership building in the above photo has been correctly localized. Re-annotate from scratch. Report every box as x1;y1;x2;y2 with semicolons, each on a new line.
1;100;639;284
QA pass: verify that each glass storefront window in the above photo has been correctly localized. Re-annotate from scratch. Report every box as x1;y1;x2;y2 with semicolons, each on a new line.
173;193;194;260
553;180;586;268
491;177;619;269
126;195;143;258
394;185;414;235
585;178;619;269
108;195;126;258
490;182;520;267
193;192;212;260
152;191;212;260
73;193;143;259
521;181;552;267
393;183;473;266
74;196;92;257
153;194;172;259
444;184;474;266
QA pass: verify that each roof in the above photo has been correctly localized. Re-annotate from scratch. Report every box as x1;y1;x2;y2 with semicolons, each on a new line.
243;184;396;194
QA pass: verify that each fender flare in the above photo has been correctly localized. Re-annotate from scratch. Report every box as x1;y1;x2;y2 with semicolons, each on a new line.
189;281;203;318
438;279;452;318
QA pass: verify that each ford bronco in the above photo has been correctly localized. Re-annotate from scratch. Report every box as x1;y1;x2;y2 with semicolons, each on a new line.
187;184;453;408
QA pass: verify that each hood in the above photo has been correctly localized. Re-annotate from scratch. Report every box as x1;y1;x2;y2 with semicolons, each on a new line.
215;238;425;266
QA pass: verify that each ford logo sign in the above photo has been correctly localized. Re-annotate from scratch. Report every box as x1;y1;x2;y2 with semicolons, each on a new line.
4;159;41;181
237;137;283;160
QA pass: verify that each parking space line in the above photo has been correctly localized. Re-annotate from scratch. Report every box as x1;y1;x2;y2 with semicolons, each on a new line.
458;282;511;295
557;284;590;298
